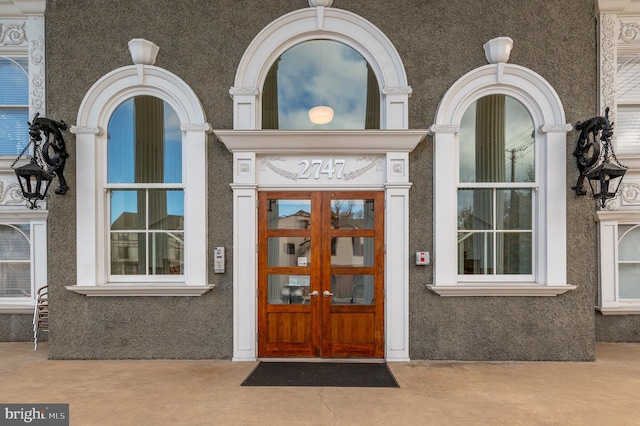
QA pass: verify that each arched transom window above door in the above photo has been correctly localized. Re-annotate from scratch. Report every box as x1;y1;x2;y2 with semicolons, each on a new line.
230;5;411;130
262;40;380;129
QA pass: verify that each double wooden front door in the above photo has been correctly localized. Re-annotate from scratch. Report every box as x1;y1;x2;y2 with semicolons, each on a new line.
258;191;384;358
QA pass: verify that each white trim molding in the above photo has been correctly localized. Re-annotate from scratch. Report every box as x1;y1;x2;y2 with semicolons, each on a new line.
429;38;576;297
70;39;213;296
64;285;214;297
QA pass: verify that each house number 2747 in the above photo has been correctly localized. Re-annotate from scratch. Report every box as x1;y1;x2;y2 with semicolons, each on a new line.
298;159;346;179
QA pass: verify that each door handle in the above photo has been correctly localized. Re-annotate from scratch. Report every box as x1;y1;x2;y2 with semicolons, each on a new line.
323;290;334;297
309;290;319;297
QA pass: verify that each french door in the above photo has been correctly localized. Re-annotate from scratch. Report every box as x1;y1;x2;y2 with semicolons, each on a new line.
258;191;384;358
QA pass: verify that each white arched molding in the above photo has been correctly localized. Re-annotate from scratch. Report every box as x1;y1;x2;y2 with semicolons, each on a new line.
67;63;213;296
429;61;577;296
230;6;411;130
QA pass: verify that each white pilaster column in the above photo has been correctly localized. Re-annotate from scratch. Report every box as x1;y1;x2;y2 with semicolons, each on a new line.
232;152;258;361
230;87;259;130
385;151;411;362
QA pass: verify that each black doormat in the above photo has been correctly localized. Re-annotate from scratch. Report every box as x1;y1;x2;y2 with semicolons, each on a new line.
241;362;399;387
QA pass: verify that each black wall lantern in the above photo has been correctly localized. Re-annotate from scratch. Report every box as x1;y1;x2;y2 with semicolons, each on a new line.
11;113;69;209
572;107;628;208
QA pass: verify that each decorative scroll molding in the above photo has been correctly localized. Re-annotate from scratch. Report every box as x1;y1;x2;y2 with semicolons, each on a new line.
343;157;380;180
259;158;299;181
0;181;26;206
29;30;45;115
620;182;640;205
259;156;381;182
620;20;640;43
600;13;618;122
0;20;26;46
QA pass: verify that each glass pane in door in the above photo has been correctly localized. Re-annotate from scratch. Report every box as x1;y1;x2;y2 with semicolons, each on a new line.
330;275;374;305
330;199;374;229
267;237;311;266
331;237;374;266
267;274;311;304
267;199;311;229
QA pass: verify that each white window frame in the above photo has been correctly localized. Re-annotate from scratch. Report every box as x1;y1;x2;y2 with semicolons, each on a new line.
0;1;46;311
597;211;640;314
429;38;576;296
0;210;47;313
66;39;213;297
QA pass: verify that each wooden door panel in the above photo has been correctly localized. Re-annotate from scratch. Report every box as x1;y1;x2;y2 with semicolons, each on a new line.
330;312;375;342
267;312;311;343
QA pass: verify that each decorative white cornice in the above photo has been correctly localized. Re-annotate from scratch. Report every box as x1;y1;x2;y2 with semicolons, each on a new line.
216;130;427;154
597;0;640;14
0;1;46;16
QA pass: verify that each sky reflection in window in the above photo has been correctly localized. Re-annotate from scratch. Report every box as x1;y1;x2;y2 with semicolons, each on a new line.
264;40;379;129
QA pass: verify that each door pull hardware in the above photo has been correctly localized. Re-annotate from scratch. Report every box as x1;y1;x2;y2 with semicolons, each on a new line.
309;290;319;297
323;290;334;297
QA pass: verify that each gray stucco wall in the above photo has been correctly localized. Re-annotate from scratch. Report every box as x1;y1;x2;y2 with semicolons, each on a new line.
36;0;602;360
0;314;41;342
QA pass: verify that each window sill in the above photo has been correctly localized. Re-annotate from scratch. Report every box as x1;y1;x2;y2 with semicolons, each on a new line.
0;302;35;314
427;284;578;297
596;306;640;315
65;284;215;297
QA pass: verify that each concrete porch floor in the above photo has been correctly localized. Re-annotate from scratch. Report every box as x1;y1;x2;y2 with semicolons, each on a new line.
1;342;639;425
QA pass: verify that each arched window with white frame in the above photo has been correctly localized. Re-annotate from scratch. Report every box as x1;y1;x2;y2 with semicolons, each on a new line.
67;39;212;297
429;38;575;296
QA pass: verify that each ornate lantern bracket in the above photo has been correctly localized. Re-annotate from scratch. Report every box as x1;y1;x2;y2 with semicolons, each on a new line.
11;113;69;209
572;107;627;208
